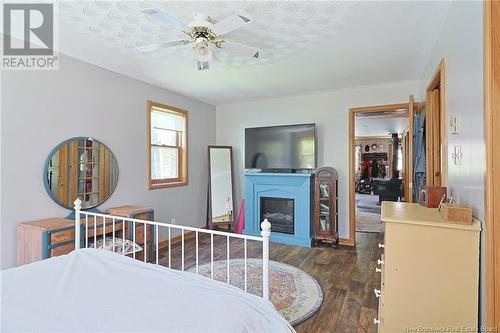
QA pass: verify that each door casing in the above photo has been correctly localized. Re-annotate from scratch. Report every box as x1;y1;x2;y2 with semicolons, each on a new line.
485;0;500;328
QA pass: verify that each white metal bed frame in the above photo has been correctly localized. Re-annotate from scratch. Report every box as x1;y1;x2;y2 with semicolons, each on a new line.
73;199;272;300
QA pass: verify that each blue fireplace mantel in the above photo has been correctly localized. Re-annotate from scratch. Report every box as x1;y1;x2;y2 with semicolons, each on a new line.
244;173;313;247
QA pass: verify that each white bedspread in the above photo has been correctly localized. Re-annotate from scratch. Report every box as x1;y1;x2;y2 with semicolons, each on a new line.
1;249;294;333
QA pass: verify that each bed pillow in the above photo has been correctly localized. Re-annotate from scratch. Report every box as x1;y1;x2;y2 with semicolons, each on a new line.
89;238;142;255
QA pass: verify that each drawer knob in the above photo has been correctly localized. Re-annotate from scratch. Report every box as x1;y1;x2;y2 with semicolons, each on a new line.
377;259;384;265
374;318;380;325
375;267;382;273
374;288;381;298
378;243;385;248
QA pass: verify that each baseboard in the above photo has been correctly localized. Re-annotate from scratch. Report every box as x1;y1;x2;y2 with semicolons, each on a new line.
156;225;240;250
157;230;198;250
157;228;355;248
339;237;355;246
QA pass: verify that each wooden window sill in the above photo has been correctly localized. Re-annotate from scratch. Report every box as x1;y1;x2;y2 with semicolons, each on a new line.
149;180;187;190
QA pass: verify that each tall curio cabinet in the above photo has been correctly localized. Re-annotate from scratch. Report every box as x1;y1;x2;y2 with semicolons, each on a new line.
314;167;339;247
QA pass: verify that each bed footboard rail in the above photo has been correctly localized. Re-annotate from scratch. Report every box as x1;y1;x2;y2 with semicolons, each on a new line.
73;199;272;300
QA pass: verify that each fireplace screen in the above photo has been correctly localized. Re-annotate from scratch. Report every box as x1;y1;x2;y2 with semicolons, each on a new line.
260;197;294;235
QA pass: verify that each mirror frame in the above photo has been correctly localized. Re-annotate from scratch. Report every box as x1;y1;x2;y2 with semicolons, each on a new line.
43;136;119;211
207;145;236;230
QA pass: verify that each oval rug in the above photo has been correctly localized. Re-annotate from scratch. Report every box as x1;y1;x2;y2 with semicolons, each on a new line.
188;259;323;326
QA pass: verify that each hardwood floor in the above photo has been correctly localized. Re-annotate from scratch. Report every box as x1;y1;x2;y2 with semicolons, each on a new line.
291;233;382;333
156;231;382;333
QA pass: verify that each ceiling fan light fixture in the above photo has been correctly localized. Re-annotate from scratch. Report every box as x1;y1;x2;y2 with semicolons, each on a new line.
140;8;260;71
196;60;209;71
193;38;212;63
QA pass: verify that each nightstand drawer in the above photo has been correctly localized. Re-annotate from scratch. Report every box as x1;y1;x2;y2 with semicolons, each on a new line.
50;242;74;257
134;224;153;244
107;206;155;263
134;212;151;220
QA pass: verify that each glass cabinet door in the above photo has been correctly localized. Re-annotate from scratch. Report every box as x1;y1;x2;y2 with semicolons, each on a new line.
314;167;339;247
319;183;331;232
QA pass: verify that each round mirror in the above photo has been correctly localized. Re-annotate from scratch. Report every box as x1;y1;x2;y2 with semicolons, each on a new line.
44;137;119;210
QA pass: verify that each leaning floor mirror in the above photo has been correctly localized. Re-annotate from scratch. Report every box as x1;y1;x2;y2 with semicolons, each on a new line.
207;145;236;230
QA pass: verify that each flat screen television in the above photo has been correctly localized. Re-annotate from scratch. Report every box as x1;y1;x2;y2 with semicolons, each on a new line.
245;123;316;171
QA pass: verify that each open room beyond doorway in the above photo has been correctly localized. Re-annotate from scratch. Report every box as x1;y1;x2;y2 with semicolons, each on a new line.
349;98;420;238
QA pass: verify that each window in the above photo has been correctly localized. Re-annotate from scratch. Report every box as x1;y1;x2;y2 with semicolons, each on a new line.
147;101;188;189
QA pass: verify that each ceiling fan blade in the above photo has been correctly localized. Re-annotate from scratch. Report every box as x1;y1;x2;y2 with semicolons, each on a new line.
221;41;259;59
212;12;252;36
138;40;191;53
142;8;189;32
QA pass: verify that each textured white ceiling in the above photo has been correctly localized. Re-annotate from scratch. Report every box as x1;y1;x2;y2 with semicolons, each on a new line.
57;1;451;104
356;117;409;137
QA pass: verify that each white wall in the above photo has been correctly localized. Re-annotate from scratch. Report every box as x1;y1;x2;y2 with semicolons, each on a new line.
0;55;216;269
419;0;485;324
420;1;484;219
216;79;421;240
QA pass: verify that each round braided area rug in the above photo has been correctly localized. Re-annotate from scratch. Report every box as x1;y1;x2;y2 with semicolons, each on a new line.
188;259;323;326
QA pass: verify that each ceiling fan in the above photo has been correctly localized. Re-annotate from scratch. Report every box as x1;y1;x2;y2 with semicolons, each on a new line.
139;8;260;70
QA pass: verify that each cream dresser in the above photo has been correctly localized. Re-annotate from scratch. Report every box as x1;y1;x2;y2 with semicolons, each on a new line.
375;202;481;332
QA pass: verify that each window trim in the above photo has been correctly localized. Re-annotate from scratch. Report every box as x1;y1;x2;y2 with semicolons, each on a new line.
147;100;188;189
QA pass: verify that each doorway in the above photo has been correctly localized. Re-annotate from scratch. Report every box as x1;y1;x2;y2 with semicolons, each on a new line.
348;98;416;245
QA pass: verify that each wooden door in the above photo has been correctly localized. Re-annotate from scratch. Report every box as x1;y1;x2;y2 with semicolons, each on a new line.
70;140;79;205
426;59;446;187
57;144;69;206
99;145;106;203
426;88;441;186
432;88;442;186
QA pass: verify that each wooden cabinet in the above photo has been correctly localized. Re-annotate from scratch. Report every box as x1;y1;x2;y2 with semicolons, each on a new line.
313;167;339;247
17;216;124;266
17;206;154;266
376;202;480;332
107;206;154;263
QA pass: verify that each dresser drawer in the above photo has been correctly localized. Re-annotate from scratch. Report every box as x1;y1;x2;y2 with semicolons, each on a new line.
50;229;74;244
50;243;74;257
376;233;386;332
